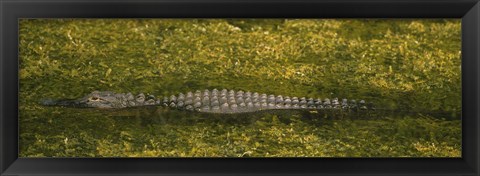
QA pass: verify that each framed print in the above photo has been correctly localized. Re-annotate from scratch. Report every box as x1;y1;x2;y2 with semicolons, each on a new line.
1;0;479;175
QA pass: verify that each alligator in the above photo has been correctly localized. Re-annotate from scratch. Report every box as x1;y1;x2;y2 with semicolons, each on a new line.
41;89;372;114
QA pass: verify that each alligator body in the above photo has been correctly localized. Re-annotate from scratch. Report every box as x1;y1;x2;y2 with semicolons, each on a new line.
41;89;371;114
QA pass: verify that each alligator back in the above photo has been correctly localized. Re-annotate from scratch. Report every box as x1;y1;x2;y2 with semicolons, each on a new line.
161;89;369;114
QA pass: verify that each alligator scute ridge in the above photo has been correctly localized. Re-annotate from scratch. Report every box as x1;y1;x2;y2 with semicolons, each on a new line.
41;89;371;114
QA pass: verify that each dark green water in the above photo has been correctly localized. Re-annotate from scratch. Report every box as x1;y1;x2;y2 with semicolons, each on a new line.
19;19;461;157
19;103;461;157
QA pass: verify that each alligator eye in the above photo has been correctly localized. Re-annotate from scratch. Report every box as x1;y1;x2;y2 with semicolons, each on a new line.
91;97;99;101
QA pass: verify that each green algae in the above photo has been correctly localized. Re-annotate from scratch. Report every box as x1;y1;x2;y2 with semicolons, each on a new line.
18;19;461;157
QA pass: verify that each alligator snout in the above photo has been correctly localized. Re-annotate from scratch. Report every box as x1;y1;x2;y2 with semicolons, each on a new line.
40;99;57;106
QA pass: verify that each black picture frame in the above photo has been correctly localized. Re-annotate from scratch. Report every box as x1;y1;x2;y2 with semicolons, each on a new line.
1;0;479;175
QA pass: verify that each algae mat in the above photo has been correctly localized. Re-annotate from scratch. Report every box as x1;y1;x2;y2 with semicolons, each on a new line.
19;19;461;157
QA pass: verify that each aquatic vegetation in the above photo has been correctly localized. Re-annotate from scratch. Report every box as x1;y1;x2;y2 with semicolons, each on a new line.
18;19;461;157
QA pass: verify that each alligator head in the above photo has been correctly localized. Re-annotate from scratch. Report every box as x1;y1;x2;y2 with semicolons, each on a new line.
40;91;154;108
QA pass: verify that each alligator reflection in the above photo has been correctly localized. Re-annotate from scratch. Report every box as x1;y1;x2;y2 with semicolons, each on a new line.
79;106;459;128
